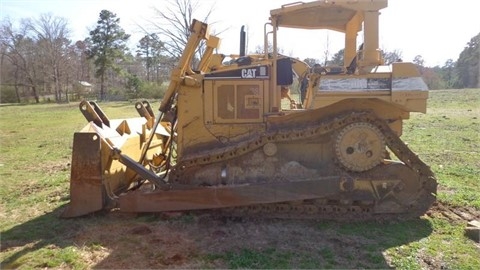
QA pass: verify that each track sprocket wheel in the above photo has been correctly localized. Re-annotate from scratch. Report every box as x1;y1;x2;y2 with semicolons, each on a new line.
334;122;386;172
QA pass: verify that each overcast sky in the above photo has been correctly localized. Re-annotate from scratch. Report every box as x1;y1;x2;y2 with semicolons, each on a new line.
1;0;478;67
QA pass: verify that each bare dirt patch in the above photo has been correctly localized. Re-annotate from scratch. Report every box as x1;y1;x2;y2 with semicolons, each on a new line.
68;210;433;269
3;201;477;269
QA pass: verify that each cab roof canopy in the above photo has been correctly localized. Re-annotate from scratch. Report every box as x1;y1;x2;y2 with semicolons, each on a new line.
269;0;389;68
269;0;388;32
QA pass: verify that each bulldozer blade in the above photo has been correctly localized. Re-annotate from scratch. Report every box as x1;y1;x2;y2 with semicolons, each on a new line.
62;132;105;218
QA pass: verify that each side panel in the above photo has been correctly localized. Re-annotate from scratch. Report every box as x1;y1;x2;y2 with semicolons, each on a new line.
311;63;428;113
391;62;429;113
312;73;392;109
212;80;264;123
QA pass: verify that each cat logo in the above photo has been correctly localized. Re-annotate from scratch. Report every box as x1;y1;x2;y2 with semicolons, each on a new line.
241;68;257;78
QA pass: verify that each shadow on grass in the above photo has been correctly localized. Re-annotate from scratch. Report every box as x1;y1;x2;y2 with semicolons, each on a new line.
311;218;434;269
197;217;434;269
0;206;88;268
0;206;434;269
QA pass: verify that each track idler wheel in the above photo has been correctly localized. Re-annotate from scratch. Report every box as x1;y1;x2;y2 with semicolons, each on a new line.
367;163;429;214
334;122;386;172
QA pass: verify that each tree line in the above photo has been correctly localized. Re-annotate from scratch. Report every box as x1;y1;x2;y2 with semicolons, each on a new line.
0;10;175;104
1;1;479;104
0;0;206;104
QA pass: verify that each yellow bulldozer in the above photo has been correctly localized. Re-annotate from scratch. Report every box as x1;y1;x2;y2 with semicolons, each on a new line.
62;0;437;218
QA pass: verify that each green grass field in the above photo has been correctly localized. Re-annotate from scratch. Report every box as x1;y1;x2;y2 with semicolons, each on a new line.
1;89;479;269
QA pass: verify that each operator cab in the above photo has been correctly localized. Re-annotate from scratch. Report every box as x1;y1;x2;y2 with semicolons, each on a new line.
267;0;388;110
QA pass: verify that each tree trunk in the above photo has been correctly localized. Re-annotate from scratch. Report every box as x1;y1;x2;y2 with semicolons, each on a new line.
477;58;480;88
26;76;40;103
100;73;105;101
32;86;39;103
13;67;21;103
14;84;21;103
65;74;70;103
54;65;61;103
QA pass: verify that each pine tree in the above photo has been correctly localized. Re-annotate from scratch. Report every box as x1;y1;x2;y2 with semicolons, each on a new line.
137;33;164;82
87;10;130;101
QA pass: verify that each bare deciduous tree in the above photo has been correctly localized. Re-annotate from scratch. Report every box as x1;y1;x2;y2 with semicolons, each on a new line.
382;49;403;65
149;0;214;59
29;13;71;102
1;19;41;103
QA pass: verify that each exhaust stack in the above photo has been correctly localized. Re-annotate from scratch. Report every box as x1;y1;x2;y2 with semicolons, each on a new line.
240;25;246;56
